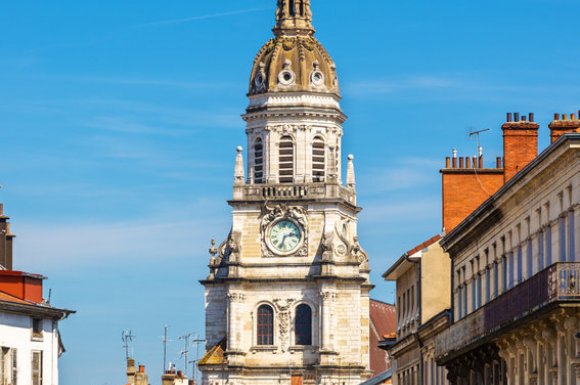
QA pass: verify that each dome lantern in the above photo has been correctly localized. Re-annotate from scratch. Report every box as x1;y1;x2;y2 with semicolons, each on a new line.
274;0;315;37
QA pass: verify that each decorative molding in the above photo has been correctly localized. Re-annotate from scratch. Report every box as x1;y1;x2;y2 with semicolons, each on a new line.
227;293;246;303
260;204;308;257
273;298;296;352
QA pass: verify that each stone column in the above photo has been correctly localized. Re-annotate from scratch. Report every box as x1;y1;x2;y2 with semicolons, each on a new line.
320;291;336;352
227;292;245;353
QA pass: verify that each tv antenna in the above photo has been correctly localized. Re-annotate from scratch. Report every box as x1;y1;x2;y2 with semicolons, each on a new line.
468;128;491;157
162;325;171;373
191;335;206;384
121;330;135;360
179;333;194;377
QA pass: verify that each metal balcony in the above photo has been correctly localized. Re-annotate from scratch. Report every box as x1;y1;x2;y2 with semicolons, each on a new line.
435;262;580;362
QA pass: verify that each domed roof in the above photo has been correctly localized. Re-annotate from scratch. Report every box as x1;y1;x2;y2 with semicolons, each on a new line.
248;0;340;97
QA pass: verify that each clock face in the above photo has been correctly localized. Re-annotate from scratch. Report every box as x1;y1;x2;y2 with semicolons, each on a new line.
268;220;303;254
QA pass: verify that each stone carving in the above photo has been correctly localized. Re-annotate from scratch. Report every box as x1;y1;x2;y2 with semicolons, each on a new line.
273;298;296;352
206;230;242;280
227;293;246;303
321;219;368;267
266;124;312;133
260;204;308;257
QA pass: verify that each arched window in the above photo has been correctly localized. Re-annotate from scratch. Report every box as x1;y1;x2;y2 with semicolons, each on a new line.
257;305;274;345
294;304;312;346
312;137;325;182
254;138;264;184
279;136;294;183
299;0;305;16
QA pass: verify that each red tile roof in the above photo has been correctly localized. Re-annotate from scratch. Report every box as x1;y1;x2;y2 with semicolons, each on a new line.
0;290;34;305
405;234;441;257
370;299;396;376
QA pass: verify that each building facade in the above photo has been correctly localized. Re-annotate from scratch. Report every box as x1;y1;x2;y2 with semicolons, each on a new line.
384;236;451;385
199;1;372;384
435;113;580;384
0;204;73;385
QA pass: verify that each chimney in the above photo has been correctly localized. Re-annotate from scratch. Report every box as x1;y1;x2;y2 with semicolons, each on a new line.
502;112;539;183
126;358;137;385
441;149;504;233
0;204;13;270
548;111;580;143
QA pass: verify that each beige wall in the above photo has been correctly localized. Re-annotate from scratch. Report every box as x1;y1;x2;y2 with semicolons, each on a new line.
420;242;451;324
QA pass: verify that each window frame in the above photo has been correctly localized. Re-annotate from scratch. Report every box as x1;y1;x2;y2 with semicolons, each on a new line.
256;304;275;346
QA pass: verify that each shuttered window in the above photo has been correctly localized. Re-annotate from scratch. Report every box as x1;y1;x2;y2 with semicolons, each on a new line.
31;352;42;385
312;137;326;182
11;349;17;385
254;138;264;184
279;136;294;183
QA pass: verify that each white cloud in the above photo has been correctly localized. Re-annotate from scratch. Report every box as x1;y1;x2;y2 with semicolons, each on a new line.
136;7;269;28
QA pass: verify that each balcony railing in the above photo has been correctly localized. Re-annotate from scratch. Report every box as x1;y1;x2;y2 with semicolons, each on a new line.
232;182;356;204
435;262;580;361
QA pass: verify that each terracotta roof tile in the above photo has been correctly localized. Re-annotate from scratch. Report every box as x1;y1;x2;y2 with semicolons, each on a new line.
369;299;396;376
405;234;441;257
0;290;33;305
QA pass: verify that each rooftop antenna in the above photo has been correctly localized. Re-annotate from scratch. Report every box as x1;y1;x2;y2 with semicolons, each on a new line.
191;334;206;385
122;330;135;360
162;325;170;373
179;333;194;377
468;128;491;158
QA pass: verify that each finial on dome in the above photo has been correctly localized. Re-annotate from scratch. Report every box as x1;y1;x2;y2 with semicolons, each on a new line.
234;146;245;186
274;0;315;36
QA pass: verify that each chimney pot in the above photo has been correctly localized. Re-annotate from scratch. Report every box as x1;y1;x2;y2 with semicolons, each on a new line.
445;157;451;168
554;113;560;121
529;113;535;122
521;115;527;122
507;112;513;122
139;365;145;373
496;157;502;169
459;157;464;168
572;113;577;121
465;157;471;168
0;204;3;216
563;114;569;121
514;112;520;122
478;156;484;169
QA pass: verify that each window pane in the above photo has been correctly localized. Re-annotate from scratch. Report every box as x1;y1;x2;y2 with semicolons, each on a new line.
257;305;274;345
295;304;312;345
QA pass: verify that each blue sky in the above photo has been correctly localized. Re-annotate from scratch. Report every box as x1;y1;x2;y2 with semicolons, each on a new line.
0;1;579;384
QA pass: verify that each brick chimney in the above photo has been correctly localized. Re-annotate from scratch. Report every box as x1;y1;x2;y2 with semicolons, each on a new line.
0;204;15;270
502;112;539;183
441;151;504;233
548;112;580;143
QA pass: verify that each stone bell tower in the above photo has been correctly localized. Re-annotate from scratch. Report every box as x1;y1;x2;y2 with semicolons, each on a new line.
199;1;372;384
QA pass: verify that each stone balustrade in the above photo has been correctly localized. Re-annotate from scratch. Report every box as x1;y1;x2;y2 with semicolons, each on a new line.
232;182;356;204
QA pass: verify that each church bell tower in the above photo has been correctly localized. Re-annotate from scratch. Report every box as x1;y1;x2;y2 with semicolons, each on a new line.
199;1;372;384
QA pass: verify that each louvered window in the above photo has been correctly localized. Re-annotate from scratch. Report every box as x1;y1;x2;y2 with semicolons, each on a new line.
31;351;42;385
279;136;294;183
254;138;264;184
312;137;325;182
295;304;312;346
257;305;274;345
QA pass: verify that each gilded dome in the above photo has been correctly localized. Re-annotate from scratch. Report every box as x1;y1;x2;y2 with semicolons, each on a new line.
248;0;340;97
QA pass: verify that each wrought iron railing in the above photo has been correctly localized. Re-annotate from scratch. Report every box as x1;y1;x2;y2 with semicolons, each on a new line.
436;262;580;361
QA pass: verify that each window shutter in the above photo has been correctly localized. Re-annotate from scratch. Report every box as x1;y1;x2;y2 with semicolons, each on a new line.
10;349;17;385
31;351;42;385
